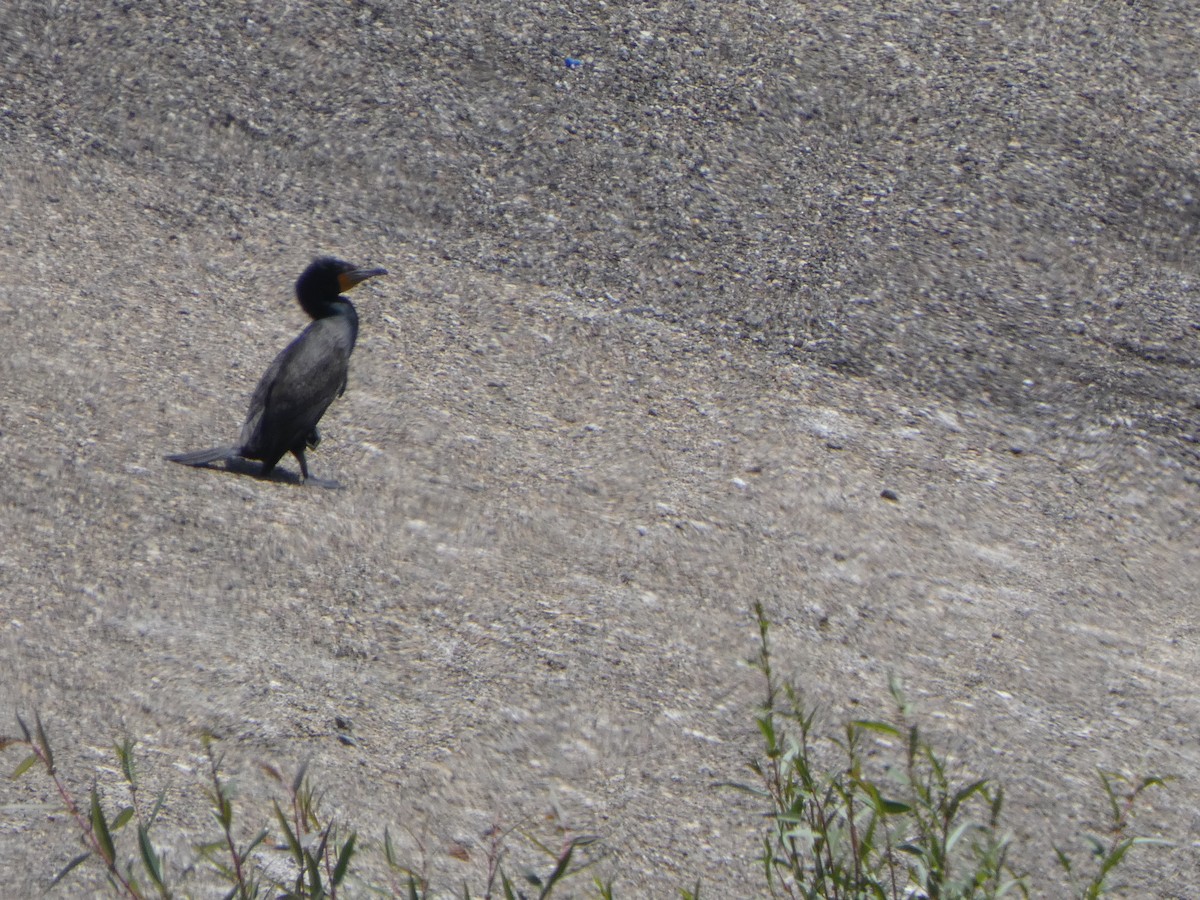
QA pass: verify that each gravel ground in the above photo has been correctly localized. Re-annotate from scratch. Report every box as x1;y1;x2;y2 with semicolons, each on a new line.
2;1;1199;896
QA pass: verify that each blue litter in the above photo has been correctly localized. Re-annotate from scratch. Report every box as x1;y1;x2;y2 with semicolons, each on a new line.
564;57;583;69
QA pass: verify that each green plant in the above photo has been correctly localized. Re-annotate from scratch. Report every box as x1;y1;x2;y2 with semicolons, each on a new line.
0;612;1173;899
445;810;606;899
192;737;358;899
380;823;430;897
3;719;356;899
1053;770;1172;899
733;601;1168;899
2;713;171;898
3;717;608;898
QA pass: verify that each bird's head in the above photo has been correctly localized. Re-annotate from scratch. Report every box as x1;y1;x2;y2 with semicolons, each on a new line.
296;256;388;316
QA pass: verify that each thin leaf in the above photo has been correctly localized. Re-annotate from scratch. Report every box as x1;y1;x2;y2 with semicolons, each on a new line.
148;787;168;828
211;791;233;830
756;715;778;756
989;783;1005;824
1136;775;1168;792
34;712;54;772
244;826;270;856
849;719;904;739
138;824;165;888
384;826;397;867
15;711;31;742
199;854;234;877
331;831;357;886
716;780;771;798
947;778;989;818
887;673;909;713
1130;836;1175;848
308;826;331;888
274;800;303;860
1083;834;1107;857
539;840;576;897
49;851;92;887
12;753;39;779
304;852;323;894
259;762;284;784
291;760;310;796
945;820;979;855
116;738;137;785
112;805;135;832
1097;838;1133;878
857;778;911;816
90;785;117;865
996;875;1029;898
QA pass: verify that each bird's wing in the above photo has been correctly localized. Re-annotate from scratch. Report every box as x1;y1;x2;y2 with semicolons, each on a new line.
240;318;354;458
240;352;284;448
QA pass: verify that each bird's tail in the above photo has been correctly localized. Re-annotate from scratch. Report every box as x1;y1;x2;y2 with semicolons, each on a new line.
165;446;240;468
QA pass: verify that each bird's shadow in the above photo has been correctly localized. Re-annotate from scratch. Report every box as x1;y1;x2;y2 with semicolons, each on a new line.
171;456;344;490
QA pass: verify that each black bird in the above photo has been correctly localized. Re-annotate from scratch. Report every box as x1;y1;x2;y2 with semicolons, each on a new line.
167;256;387;482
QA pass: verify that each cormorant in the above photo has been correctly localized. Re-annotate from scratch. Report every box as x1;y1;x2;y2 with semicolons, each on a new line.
166;256;387;482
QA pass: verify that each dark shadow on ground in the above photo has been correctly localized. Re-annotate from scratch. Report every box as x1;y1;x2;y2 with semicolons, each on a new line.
163;455;343;489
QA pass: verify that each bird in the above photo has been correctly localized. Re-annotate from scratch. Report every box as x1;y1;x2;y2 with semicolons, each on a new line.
166;256;387;482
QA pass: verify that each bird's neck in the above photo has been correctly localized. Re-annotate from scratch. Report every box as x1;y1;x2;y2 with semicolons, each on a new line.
298;294;356;322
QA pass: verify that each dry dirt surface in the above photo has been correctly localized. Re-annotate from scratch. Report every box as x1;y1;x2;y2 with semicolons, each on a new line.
2;1;1199;896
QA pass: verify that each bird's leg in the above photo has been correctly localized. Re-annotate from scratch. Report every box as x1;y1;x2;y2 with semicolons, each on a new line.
293;447;310;483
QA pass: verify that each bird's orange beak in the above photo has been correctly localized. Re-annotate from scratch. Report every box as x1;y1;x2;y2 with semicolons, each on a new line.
338;265;388;292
